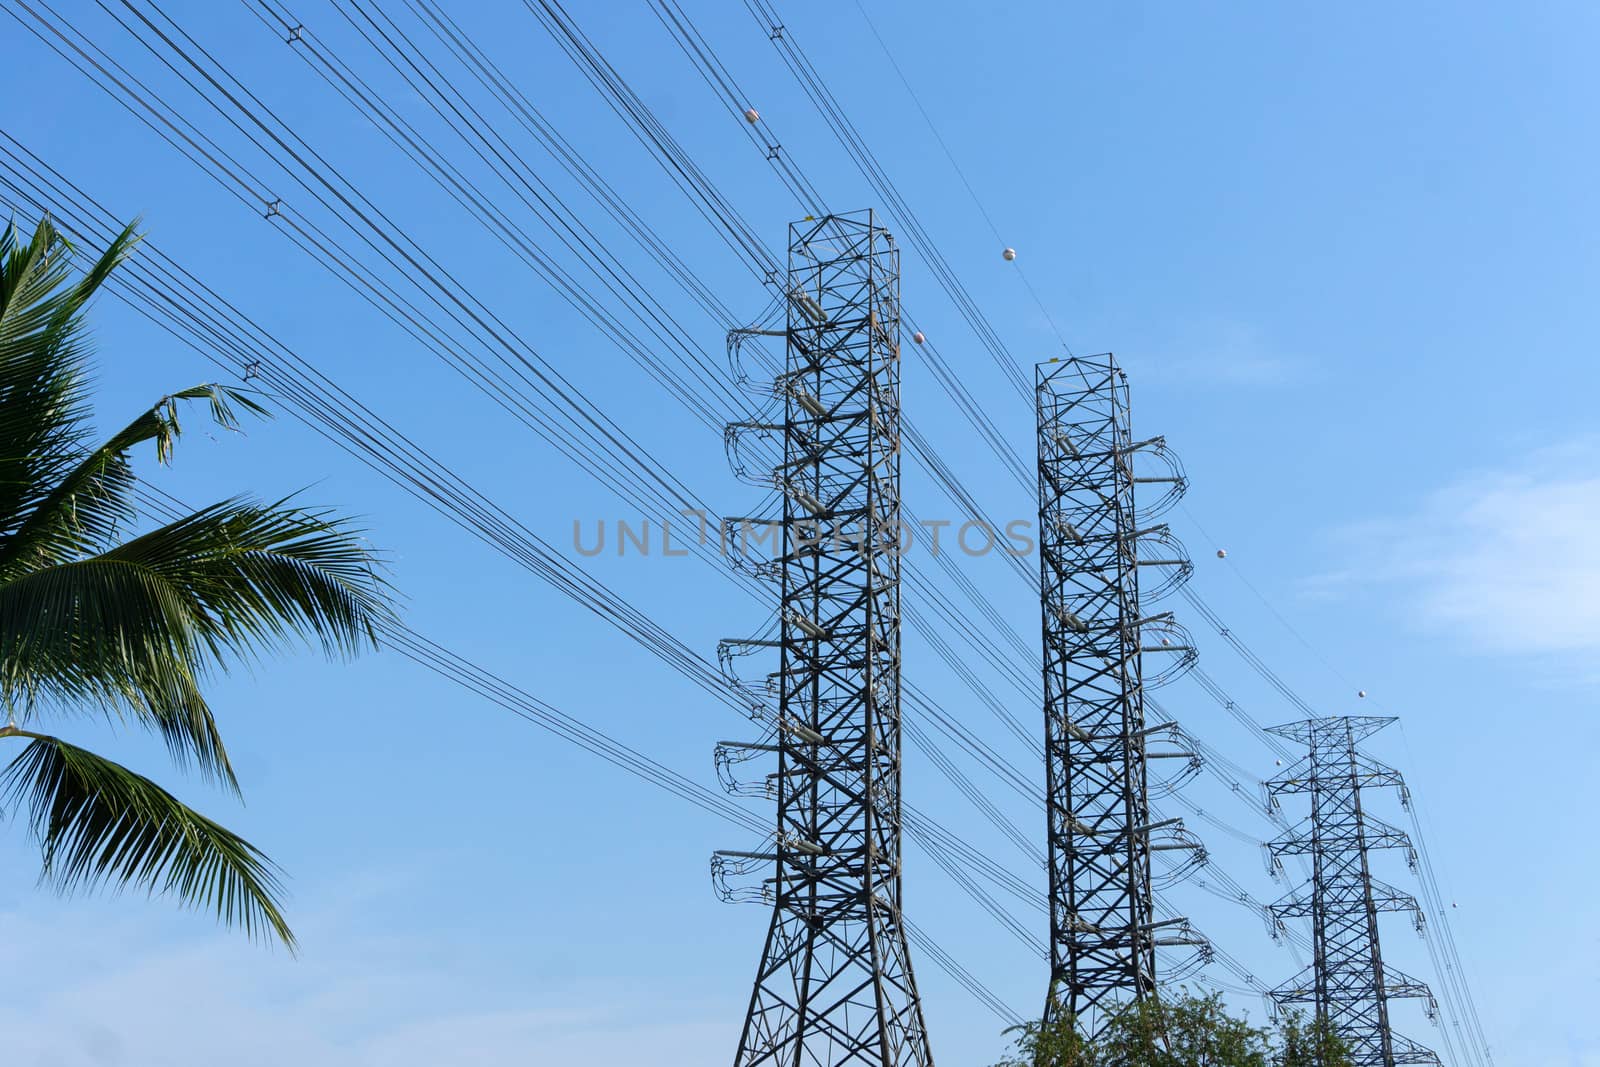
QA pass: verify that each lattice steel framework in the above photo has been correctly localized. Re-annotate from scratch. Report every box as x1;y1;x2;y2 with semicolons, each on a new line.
724;211;932;1067
1036;355;1197;1031
1267;716;1441;1067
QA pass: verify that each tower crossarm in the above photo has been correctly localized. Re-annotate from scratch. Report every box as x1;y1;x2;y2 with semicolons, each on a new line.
1268;813;1414;857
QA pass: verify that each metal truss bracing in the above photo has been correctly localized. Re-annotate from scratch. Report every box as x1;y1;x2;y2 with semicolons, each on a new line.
1036;355;1200;1031
721;212;933;1067
1267;716;1442;1067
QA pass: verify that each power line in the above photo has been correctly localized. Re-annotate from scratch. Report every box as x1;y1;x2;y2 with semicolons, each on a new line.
845;0;1076;357
645;5;1495;1052
0;124;1056;1030
9;2;1484;1049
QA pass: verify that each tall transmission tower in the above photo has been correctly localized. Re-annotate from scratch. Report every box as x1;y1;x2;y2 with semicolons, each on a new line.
1267;716;1442;1067
1035;355;1202;1030
716;211;933;1066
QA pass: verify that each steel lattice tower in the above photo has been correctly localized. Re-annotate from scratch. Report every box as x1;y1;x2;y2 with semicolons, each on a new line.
1267;716;1442;1067
1036;355;1199;1030
722;211;932;1067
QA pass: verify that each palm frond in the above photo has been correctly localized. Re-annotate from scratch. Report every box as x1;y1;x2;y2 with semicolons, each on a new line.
0;215;388;950
103;496;391;661
0;731;293;949
0;557;236;788
0;498;388;783
0;217;140;558
0;216;91;362
0;382;271;578
0;217;140;351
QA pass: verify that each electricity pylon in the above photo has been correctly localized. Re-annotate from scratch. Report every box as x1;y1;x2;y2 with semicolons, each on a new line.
1035;355;1202;1032
1267;716;1442;1067
718;211;933;1066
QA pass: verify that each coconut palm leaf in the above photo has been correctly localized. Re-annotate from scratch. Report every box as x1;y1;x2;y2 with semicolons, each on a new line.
0;212;392;947
0;383;269;579
0;215;136;365
2;495;386;678
0;554;234;788
0;218;139;538
101;495;388;661
0;730;293;949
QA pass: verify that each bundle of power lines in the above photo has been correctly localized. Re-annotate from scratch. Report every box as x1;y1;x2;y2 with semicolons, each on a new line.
0;3;1493;1064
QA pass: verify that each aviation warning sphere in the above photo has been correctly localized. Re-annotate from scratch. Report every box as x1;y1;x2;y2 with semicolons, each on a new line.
1358;689;1368;698
1002;247;1017;261
744;107;760;123
912;331;926;344
1216;549;1227;559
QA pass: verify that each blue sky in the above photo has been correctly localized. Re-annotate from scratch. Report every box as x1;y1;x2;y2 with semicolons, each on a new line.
2;1;1596;1064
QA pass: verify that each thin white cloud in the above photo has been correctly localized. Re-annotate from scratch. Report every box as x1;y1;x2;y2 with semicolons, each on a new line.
0;904;728;1067
1313;441;1600;658
1129;320;1310;387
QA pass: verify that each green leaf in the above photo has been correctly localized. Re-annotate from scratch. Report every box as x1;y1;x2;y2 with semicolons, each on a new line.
0;211;393;949
0;497;390;787
0;555;236;789
0;731;294;949
0;382;275;578
0;217;140;571
101;495;392;662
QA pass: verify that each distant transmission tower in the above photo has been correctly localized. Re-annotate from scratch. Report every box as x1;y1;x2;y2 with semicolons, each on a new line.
717;211;932;1066
1035;355;1203;1030
1267;716;1442;1067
